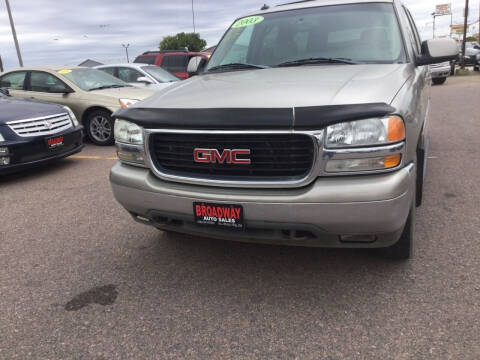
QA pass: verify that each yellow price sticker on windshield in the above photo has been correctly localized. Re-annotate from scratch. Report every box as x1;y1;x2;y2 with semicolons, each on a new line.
232;16;264;28
58;69;72;74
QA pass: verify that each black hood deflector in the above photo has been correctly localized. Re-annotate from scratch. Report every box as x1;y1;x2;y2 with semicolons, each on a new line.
114;103;395;130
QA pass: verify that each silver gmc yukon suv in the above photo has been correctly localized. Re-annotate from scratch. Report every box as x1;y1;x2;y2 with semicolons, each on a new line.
110;0;458;259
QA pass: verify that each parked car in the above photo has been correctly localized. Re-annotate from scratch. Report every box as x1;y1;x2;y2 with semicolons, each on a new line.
430;61;451;85
95;64;179;90
458;41;480;66
0;67;156;145
475;53;480;71
134;50;209;79
110;0;458;259
0;88;83;174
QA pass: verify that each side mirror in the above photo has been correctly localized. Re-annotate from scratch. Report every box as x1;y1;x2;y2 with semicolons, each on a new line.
136;76;154;84
0;88;10;96
187;56;207;76
416;38;459;66
49;84;73;94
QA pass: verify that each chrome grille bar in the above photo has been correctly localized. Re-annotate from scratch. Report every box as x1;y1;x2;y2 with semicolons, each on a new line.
7;113;73;137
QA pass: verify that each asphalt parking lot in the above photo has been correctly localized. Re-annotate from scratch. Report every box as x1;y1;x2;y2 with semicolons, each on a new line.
1;75;479;359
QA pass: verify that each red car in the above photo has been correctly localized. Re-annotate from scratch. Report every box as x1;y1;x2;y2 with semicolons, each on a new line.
134;50;208;79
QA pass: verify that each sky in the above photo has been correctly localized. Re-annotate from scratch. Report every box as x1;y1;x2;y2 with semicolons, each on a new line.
1;0;479;70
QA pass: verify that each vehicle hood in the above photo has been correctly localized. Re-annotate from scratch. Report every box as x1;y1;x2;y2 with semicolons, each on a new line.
143;82;176;91
0;96;66;123
136;64;411;109
91;86;156;101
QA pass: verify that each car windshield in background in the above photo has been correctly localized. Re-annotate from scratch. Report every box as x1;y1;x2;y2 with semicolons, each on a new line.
59;68;130;91
207;3;406;72
142;66;179;83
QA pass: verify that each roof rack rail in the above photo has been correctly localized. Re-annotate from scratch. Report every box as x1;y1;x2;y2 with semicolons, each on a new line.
276;0;316;6
142;50;189;55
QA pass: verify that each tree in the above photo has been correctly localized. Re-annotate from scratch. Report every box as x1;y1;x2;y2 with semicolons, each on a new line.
465;36;478;42
159;32;207;52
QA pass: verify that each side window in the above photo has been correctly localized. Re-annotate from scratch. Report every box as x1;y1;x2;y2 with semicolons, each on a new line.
134;56;156;65
99;67;116;77
29;72;65;92
117;67;143;82
0;72;27;90
402;7;421;54
161;55;188;72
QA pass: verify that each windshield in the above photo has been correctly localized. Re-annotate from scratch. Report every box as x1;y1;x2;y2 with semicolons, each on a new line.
141;66;179;83
59;68;129;91
207;3;406;71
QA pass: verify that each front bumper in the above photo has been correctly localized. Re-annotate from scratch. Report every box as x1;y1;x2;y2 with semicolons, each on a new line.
110;162;415;248
0;126;84;174
430;65;451;78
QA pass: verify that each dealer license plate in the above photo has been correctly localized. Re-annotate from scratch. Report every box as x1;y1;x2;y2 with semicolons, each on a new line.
46;135;64;150
193;202;244;229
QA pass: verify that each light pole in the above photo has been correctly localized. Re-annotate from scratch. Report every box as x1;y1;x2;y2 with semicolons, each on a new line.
461;0;469;69
431;12;439;38
191;0;196;33
122;44;130;63
5;0;23;67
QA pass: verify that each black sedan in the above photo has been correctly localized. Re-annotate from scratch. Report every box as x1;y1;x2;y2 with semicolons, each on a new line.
0;88;84;174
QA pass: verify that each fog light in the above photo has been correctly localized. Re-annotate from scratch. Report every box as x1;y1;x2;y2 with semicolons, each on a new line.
0;156;10;165
325;154;401;173
0;147;9;155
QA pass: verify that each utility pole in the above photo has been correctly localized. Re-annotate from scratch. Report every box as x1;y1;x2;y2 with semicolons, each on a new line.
432;13;437;38
122;44;130;63
461;0;469;69
191;0;196;33
5;0;23;67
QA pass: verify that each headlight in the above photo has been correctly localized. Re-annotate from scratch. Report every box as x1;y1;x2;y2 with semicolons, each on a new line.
114;119;145;166
114;119;143;144
63;106;79;126
326;116;405;148
119;98;139;108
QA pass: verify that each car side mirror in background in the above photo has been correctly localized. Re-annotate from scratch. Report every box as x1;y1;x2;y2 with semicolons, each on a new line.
415;38;458;66
136;76;154;84
187;56;207;77
0;88;10;96
49;84;73;94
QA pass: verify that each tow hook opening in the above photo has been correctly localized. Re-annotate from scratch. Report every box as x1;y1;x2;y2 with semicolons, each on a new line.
281;229;314;240
339;234;377;243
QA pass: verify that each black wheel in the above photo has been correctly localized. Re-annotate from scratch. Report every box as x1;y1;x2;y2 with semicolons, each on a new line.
474;66;479;72
432;77;446;85
85;110;114;145
380;208;414;260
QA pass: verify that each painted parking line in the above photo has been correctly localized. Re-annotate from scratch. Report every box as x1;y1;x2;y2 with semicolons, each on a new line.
71;155;118;160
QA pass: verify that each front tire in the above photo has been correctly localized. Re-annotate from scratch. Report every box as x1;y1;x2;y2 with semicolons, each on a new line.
432;77;446;85
85;110;114;146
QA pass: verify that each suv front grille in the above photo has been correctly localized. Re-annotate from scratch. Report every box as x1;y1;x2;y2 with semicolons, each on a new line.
149;132;315;180
7;113;72;137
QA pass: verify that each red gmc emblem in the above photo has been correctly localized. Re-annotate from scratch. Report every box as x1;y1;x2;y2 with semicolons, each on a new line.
194;148;251;164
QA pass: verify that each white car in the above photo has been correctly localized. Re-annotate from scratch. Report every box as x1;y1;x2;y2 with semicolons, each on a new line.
95;64;179;90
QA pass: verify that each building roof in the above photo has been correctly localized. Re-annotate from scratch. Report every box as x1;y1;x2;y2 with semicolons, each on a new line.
78;59;103;67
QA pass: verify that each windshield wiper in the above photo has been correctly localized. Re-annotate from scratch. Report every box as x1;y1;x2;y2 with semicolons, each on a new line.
88;84;128;91
276;57;361;67
208;63;270;72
